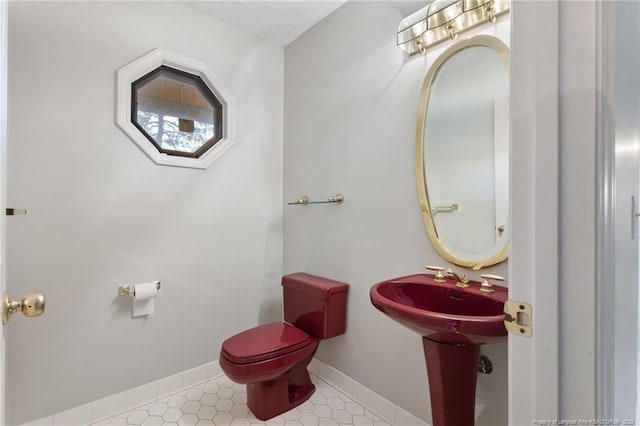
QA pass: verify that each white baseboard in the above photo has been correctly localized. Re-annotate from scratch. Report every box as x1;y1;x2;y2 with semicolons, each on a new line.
22;358;429;426
21;361;224;426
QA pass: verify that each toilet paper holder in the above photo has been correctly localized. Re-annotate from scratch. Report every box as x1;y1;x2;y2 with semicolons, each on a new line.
118;281;161;297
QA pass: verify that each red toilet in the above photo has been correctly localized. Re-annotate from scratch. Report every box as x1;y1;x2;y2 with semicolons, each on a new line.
219;272;349;420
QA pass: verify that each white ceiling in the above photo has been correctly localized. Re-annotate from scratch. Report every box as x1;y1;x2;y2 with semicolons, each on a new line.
184;1;348;46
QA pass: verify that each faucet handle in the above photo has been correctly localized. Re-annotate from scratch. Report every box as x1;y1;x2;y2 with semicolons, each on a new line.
480;274;504;293
425;265;446;282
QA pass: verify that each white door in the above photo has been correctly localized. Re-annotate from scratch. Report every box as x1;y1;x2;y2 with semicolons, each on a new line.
579;1;640;419
508;0;559;423
609;0;640;421
509;1;639;423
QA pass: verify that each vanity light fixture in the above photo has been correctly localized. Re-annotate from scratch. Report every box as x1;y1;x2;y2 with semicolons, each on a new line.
397;0;509;55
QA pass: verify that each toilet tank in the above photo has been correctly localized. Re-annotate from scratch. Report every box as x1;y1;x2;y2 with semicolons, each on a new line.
282;272;349;339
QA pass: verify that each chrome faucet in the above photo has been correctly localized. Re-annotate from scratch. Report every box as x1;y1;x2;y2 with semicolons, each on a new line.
446;268;470;288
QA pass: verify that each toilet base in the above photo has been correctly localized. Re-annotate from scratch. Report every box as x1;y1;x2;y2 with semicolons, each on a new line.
246;349;317;420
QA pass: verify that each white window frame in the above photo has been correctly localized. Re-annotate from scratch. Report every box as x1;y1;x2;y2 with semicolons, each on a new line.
116;48;235;169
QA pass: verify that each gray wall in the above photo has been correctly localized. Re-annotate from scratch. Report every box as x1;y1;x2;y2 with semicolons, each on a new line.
6;2;283;424
284;2;508;424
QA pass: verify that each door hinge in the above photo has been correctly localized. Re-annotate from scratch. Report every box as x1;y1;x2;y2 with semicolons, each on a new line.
504;300;532;337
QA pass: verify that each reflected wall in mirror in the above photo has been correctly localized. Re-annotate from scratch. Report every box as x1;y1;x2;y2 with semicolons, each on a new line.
416;35;509;269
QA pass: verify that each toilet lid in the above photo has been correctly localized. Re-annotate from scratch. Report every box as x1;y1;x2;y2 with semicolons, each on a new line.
221;322;315;364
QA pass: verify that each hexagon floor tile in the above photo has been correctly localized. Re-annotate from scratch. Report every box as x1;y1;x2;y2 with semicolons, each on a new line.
93;374;390;426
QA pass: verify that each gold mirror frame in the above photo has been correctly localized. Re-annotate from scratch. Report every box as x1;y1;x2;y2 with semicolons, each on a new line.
416;35;510;269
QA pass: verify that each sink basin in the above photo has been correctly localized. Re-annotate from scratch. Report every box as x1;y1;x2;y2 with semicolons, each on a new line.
370;273;509;425
370;273;507;345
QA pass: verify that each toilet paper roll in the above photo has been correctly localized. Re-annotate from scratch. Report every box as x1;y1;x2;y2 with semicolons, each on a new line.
132;282;158;317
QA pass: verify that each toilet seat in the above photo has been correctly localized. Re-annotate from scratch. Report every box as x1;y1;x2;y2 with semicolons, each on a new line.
221;322;315;364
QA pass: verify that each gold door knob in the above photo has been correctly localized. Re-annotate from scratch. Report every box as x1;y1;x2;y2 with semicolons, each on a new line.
3;291;45;325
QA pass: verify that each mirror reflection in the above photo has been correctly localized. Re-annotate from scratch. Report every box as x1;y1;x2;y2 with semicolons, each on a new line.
132;66;223;158
417;36;509;268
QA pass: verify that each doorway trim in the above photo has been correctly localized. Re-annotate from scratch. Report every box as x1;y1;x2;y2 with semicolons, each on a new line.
0;0;8;423
595;0;616;419
508;0;559;422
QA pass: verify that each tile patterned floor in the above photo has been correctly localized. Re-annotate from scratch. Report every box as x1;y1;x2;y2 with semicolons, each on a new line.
93;374;390;426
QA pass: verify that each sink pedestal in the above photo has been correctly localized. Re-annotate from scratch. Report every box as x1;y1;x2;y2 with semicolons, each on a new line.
423;337;480;426
369;274;508;426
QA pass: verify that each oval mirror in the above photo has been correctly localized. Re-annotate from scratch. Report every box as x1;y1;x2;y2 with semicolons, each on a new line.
416;35;509;269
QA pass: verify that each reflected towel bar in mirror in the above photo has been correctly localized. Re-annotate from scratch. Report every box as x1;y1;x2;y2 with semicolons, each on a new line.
431;203;459;214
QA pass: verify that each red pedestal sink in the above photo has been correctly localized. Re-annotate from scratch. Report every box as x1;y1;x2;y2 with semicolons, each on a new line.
370;273;507;426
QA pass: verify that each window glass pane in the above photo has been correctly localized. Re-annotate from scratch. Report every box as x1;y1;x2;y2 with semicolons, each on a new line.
133;67;222;157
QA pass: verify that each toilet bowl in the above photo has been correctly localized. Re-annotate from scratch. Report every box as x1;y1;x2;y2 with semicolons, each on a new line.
220;322;318;384
219;273;348;421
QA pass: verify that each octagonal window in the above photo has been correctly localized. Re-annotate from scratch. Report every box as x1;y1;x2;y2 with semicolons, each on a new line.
132;65;223;158
117;49;234;169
